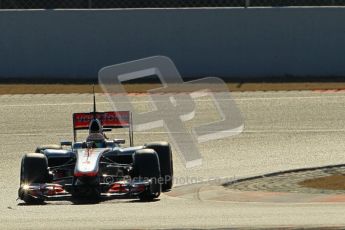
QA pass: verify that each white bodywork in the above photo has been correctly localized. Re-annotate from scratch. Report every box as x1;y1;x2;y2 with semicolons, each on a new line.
74;148;106;176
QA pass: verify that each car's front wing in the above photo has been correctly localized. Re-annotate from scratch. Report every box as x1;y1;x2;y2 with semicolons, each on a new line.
18;179;152;201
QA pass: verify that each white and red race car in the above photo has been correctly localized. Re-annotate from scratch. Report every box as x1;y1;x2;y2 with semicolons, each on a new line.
18;94;173;203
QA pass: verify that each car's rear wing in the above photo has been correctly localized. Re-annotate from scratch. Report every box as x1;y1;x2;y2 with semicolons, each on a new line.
72;111;133;146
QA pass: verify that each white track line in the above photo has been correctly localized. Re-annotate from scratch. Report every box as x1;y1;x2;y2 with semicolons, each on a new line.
2;129;345;136
1;94;345;108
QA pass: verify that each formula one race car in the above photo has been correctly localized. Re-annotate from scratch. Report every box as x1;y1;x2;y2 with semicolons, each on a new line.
18;93;173;203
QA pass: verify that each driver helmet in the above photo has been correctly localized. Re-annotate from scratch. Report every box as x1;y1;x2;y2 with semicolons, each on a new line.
86;119;105;148
89;119;102;134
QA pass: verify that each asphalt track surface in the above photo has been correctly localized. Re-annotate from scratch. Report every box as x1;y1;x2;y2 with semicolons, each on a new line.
1;91;345;229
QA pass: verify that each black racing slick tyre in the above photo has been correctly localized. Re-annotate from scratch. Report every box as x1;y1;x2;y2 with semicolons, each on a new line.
133;149;161;201
19;153;50;204
145;142;173;192
35;144;61;153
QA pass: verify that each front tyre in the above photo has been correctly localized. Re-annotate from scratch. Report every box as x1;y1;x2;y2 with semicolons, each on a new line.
145;142;173;191
19;153;50;204
133;149;161;201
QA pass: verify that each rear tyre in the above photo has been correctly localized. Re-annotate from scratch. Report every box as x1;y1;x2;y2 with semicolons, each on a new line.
35;144;61;153
145;142;173;191
133;149;161;201
19;153;50;204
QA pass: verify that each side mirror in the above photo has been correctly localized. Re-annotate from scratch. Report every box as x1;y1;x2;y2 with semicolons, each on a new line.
86;141;94;148
113;139;125;144
60;141;72;146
